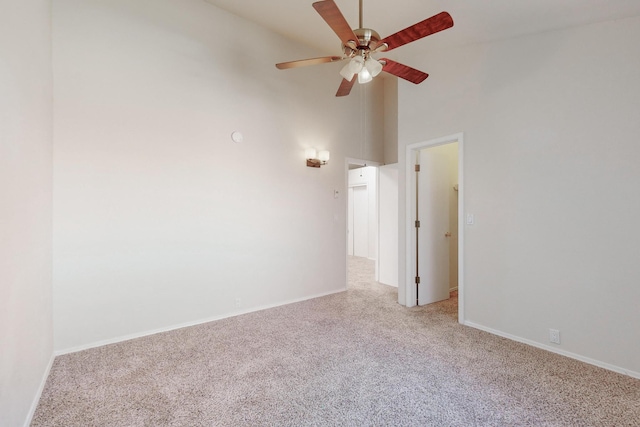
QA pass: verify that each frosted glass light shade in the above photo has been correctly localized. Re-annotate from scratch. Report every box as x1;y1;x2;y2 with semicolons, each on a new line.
365;57;383;77
358;66;372;84
339;56;364;81
318;150;330;163
305;148;317;160
339;63;355;81
349;56;364;73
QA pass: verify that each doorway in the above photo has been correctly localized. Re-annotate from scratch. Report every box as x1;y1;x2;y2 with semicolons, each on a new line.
405;133;464;323
348;185;369;257
416;143;458;305
346;159;379;286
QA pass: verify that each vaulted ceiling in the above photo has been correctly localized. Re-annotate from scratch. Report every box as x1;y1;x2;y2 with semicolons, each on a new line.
205;0;640;57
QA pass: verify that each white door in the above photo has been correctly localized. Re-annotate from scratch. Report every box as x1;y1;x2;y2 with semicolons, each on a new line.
352;185;369;258
417;148;450;305
378;164;399;287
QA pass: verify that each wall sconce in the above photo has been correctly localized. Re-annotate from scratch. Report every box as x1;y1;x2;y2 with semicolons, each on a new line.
305;148;330;168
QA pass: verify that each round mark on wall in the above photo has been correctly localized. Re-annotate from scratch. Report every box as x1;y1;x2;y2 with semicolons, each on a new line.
231;131;243;143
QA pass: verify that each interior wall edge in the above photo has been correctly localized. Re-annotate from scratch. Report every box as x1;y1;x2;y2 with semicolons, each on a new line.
22;354;55;427
54;288;346;356
464;321;640;380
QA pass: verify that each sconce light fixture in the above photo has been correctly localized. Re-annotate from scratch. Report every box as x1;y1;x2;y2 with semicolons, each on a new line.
305;148;330;168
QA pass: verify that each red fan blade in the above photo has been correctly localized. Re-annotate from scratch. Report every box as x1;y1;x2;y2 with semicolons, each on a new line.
313;0;359;45
380;59;429;84
380;12;453;52
336;77;356;97
276;56;344;70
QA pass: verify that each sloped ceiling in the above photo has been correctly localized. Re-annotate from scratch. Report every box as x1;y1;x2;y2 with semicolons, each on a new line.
204;0;640;57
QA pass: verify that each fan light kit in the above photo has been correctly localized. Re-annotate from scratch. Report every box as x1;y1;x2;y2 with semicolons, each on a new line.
339;55;383;84
276;0;454;97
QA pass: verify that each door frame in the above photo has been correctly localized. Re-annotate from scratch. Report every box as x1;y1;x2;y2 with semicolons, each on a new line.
405;133;465;324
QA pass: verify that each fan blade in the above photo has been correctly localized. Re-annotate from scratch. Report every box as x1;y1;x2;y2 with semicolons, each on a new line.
313;0;358;45
336;77;356;97
276;56;344;70
380;12;453;52
380;59;429;84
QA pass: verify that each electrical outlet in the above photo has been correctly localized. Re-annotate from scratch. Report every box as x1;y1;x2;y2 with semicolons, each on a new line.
235;298;241;308
549;329;560;344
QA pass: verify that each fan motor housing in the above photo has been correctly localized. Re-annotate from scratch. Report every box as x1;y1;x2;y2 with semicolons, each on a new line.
343;28;381;57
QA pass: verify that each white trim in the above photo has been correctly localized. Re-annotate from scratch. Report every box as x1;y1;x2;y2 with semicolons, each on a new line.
23;353;55;427
374;164;380;283
465;321;640;380
345;158;381;168
55;288;346;356
405;133;465;324
449;286;458;292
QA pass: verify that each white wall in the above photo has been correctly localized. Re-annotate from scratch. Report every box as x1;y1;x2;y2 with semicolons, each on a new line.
0;0;54;425
378;164;398;287
52;0;384;352
363;79;386;163
383;77;398;164
348;166;378;260
398;16;640;375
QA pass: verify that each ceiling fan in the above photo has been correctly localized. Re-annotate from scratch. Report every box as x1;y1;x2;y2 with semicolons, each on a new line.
275;0;454;97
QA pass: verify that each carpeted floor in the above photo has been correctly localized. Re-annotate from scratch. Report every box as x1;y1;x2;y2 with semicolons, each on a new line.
32;256;640;426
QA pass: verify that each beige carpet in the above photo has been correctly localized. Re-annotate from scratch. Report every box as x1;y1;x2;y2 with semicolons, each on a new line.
32;256;640;426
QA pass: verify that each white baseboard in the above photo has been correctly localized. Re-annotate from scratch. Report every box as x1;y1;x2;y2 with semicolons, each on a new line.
55;288;347;356
449;286;458;292
379;281;398;288
464;321;640;380
24;353;55;427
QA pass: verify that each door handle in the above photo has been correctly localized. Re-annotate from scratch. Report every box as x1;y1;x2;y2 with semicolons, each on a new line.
445;232;451;237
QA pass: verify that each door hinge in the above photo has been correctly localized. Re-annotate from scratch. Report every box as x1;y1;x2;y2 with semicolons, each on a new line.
415;276;420;284
415;164;420;172
415;220;420;228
